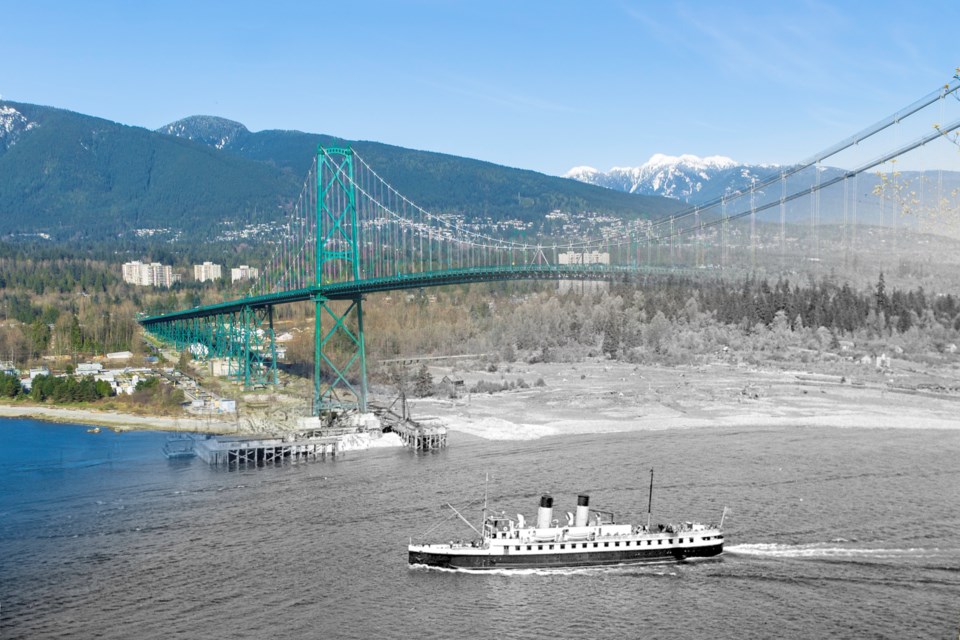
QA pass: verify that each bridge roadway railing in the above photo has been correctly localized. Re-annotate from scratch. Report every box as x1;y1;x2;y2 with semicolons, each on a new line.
319;263;693;298
139;286;319;325
139;263;694;325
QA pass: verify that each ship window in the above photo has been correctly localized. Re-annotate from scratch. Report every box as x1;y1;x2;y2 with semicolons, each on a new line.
538;545;543;550
669;539;674;544
515;546;521;551
604;542;609;547
615;542;620;547
647;540;651;545
593;543;598;548
689;538;694;543
560;544;565;549
658;540;662;545
582;543;587;548
549;544;554;550
527;545;532;550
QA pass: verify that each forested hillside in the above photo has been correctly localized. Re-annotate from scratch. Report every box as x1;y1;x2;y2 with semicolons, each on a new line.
0;102;680;243
159;115;683;223
0;102;296;240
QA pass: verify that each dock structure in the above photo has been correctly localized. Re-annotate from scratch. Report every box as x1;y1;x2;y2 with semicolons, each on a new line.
369;402;448;451
194;434;339;467
174;405;446;467
163;434;197;459
389;420;447;451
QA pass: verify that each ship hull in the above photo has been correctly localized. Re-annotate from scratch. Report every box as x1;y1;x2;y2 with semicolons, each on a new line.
409;542;723;570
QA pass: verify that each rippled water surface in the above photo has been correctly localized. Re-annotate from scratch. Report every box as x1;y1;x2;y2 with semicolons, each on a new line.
1;419;958;639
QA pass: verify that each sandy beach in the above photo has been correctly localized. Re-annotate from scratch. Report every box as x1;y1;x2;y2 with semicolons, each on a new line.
2;358;958;438
409;359;960;440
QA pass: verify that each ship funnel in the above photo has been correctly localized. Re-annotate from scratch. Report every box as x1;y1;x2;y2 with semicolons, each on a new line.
575;494;590;527
536;495;554;529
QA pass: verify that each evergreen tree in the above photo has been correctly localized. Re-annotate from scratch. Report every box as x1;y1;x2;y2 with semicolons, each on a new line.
69;314;83;352
28;319;50;357
413;364;434;397
0;372;21;397
601;317;621;357
875;272;890;317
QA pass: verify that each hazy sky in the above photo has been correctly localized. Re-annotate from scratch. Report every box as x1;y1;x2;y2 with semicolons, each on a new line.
2;0;958;175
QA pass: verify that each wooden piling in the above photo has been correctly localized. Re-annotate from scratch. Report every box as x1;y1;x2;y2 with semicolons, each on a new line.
194;434;340;468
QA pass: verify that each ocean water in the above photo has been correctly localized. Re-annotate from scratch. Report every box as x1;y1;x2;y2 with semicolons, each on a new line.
0;418;958;639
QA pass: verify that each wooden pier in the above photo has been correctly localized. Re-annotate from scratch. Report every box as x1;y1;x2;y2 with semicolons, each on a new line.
388;419;447;451
194;434;339;467
178;404;447;468
369;402;448;452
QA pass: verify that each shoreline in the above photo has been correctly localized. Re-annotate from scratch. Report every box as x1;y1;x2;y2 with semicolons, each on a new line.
0;403;239;433
2;360;957;439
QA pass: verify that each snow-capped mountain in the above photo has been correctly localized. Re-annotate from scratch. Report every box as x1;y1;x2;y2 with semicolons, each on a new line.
156;115;249;150
0;104;38;152
565;153;780;205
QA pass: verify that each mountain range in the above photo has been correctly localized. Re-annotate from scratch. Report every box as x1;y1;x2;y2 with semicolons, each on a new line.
565;154;777;204
0;103;680;242
1;100;956;244
566;153;960;230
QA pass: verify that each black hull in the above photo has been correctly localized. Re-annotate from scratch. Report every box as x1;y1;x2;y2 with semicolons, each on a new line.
409;542;722;570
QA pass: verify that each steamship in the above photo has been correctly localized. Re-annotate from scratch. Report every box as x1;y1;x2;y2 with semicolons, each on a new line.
409;475;725;571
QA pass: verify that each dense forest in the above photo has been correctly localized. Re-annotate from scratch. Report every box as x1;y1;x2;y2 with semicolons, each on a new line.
0;240;263;364
284;272;960;383
0;230;957;378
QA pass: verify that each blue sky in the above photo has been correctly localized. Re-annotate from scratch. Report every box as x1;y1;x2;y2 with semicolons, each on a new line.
2;0;958;175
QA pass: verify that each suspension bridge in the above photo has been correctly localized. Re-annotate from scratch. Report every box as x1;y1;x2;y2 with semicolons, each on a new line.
139;74;960;415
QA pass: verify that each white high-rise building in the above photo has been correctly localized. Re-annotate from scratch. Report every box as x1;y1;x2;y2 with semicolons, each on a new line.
121;261;143;285
122;261;180;287
194;262;223;282
558;251;610;295
231;265;259;282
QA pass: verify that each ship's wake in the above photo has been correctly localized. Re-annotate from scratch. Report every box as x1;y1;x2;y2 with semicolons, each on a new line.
727;542;946;561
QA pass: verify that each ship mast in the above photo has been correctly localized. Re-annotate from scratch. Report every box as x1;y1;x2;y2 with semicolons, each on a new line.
646;468;654;531
481;472;489;539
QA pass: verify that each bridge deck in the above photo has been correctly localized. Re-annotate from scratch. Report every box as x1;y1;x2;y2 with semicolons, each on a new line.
138;264;689;325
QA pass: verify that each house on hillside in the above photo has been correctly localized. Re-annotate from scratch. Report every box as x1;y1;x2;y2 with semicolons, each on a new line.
441;375;465;388
76;363;103;375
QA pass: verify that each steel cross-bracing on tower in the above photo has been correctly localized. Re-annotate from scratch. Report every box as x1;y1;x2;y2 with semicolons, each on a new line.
315;147;368;413
138;73;960;416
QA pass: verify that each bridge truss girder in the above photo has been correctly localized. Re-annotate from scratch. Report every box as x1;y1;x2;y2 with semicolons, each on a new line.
144;305;278;390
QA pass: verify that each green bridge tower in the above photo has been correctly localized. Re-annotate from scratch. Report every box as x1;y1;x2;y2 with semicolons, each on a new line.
315;146;368;414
